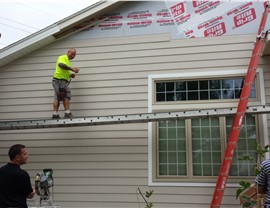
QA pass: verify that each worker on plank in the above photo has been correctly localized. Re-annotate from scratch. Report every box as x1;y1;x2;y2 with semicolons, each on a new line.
52;48;79;119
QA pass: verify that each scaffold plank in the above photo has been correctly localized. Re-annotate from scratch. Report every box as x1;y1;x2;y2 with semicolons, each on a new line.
0;105;269;131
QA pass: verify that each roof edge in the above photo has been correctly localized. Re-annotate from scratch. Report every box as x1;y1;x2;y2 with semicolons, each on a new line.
0;0;122;67
0;25;59;59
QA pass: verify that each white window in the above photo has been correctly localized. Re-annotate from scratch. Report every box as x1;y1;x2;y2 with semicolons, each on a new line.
148;69;267;185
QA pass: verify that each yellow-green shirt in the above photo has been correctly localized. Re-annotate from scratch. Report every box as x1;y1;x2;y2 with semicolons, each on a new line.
53;54;71;81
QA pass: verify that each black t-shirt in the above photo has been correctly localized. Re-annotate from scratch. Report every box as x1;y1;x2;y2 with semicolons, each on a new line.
0;163;33;208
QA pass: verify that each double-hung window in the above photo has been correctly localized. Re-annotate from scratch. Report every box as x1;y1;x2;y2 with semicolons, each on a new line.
149;70;266;183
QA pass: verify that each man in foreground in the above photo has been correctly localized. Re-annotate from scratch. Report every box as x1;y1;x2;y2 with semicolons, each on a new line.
0;144;35;208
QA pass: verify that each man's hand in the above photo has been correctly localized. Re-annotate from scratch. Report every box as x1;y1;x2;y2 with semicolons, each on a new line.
71;68;79;73
27;189;35;199
70;74;76;79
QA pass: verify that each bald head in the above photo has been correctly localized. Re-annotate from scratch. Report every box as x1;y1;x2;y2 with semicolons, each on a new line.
67;48;76;60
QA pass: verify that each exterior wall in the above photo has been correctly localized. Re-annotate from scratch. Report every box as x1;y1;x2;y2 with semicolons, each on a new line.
1;32;270;207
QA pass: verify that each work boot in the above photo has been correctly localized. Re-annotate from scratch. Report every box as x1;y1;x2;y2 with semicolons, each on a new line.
64;112;73;119
52;114;60;119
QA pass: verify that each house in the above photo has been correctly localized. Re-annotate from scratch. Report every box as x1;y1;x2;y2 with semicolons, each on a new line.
0;1;270;207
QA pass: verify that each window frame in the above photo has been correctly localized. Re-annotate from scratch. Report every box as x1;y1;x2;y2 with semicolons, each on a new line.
154;115;259;183
148;68;268;187
155;77;257;102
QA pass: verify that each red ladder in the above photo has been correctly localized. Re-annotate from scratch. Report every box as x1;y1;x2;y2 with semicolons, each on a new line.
210;3;270;208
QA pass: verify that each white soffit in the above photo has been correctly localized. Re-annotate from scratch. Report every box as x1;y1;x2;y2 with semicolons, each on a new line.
0;26;59;67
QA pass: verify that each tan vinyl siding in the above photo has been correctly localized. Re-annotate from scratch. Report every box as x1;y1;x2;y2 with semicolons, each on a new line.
0;33;269;207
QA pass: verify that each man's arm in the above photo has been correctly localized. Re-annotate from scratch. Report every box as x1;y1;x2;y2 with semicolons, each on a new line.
257;183;266;194
58;63;79;73
20;171;35;199
255;161;268;195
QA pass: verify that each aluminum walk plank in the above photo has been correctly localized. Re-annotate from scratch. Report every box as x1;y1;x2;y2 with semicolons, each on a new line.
0;105;269;131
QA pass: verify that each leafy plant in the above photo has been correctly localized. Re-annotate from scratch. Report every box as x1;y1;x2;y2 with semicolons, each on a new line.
241;195;257;207
255;144;270;159
236;181;251;200
236;142;269;207
137;187;154;208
